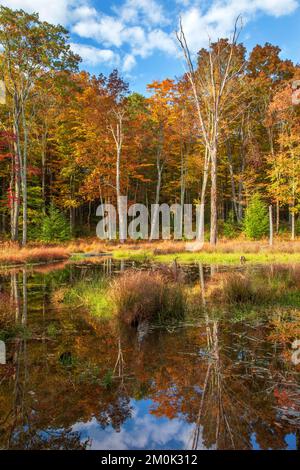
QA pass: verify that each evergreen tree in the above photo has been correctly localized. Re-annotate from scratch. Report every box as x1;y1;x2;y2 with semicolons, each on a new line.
41;205;70;242
244;194;269;240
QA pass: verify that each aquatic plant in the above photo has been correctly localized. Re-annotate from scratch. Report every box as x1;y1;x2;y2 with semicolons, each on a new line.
209;267;300;307
110;270;186;325
62;277;112;317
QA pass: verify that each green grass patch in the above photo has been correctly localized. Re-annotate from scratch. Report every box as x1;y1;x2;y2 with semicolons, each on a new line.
113;249;153;262
113;250;300;265
62;278;113;318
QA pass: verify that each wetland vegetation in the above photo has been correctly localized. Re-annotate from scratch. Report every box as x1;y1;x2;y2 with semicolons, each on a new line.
1;260;299;450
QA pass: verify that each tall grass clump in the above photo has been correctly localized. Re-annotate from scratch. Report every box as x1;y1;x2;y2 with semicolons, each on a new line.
211;267;300;306
110;270;186;325
220;273;268;304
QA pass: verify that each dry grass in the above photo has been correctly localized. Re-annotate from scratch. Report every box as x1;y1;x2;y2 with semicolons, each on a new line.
109;270;186;325
2;237;300;267
0;243;69;266
217;272;269;304
207;266;300;306
67;237;300;254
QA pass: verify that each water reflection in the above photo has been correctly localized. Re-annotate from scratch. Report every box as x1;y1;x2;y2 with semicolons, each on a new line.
0;262;299;450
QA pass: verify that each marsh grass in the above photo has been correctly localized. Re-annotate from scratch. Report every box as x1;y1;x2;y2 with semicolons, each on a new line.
209;266;300;307
109;270;187;325
0;243;69;266
218;273;270;305
59;262;300;327
2;238;300;267
63;277;112;318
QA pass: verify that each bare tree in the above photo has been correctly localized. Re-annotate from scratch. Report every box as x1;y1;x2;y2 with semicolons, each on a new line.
150;125;166;241
110;109;126;242
176;18;243;245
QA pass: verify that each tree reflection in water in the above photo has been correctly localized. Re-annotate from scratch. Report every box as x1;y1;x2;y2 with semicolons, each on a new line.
0;263;299;450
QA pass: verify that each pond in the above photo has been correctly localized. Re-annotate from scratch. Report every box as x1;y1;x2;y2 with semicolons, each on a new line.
0;259;299;450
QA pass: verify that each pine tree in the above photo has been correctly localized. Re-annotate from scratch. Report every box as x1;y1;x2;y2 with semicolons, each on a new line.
244;194;269;240
41;205;70;242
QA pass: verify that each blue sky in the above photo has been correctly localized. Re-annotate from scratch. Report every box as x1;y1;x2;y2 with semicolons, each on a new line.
2;1;300;93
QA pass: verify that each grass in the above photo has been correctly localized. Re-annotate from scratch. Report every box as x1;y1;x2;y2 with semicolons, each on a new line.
56;259;300;328
0;242;69;267
113;249;300;265
109;239;300;264
110;270;186;325
2;238;300;267
61;277;113;318
207;266;300;308
61;269;187;325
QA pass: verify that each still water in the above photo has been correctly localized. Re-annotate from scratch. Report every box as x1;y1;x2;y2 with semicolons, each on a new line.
0;260;299;450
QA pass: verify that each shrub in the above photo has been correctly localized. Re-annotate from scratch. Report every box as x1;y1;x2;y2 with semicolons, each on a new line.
223;211;239;239
110;270;186;325
41;205;70;242
243;194;269;240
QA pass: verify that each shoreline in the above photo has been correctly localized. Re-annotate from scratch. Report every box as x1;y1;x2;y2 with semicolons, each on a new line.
1;244;300;268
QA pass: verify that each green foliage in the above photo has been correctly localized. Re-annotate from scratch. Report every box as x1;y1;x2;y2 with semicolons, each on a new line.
41;205;70;242
0;6;80;80
59;352;76;368
102;369;114;389
25;185;44;240
63;277;111;317
223;211;239;239
243;194;269;240
0;325;31;341
47;323;59;338
296;217;300;235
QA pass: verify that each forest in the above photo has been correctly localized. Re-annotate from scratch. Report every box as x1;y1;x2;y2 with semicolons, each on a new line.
0;6;300;251
0;4;300;454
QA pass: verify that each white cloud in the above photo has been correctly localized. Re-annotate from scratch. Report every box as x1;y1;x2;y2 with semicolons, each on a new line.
0;0;83;25
72;400;199;450
72;10;176;64
180;0;299;53
117;0;168;26
133;29;177;58
73;15;125;47
72;5;98;22
70;42;120;67
122;54;137;72
2;0;299;73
